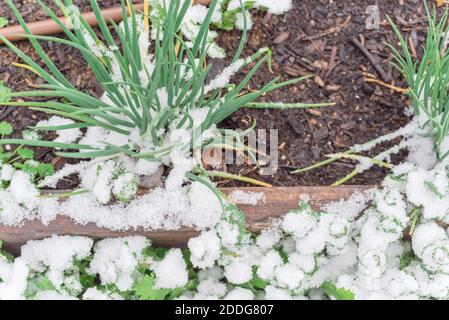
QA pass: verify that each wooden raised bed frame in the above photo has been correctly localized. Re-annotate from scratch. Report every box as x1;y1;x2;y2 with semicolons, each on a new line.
0;186;372;255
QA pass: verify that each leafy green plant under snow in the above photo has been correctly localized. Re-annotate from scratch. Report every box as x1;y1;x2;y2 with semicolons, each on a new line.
1;0;449;302
2;160;449;300
0;121;54;189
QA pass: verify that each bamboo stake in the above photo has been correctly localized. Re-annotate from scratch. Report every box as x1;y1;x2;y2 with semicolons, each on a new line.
0;3;145;43
0;0;212;44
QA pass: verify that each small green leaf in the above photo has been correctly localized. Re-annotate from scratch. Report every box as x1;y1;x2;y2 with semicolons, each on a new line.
167;287;185;299
133;275;172;300
0;121;13;135
242;270;268;292
13;162;38;179
35;277;55;291
399;250;415;270
217;11;237;30
224;204;247;242
143;247;169;261
22;130;40;141
0;240;14;263
36;163;54;178
0;81;11;103
322;281;355;300
18;148;34;160
0;151;13;162
73;260;96;288
249;274;267;289
0;18;8;28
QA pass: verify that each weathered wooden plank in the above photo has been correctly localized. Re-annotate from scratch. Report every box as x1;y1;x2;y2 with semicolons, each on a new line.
0;186;373;255
224;186;373;230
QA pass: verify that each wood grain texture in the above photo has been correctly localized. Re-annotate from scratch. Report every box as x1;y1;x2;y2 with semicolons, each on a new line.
0;186;373;254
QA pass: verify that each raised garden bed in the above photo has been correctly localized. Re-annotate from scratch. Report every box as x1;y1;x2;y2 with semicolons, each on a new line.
0;185;372;254
0;0;421;251
0;0;448;301
0;0;415;188
0;1;398;248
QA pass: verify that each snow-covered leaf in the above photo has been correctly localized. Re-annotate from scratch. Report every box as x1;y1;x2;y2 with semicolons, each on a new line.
322;281;355;300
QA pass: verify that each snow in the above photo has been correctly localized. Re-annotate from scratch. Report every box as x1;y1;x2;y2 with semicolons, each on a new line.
34;290;78;300
264;285;292;300
5;0;449;301
227;0;292;16
8;170;39;207
412;223;449;273
22;129;40;141
406;168;449;220
380;269;419;298
282;209;317;238
88;236;149;291
78;127;109;151
134;159;161;176
91;160;116;204
255;0;293;15
275;263;305;290
355;156;374;173
186;181;222;229
3;155;449;300
152;249;189;289
406;134;437;169
235;11;253;30
21;236;93;290
197;266;220;279
0;158;226;232
350;121;417;153
0;164;14;181
289;253;316;274
296;228;327;255
40;159;101;188
0;258;29;300
195;278;227;299
83;288;122;300
112;173;138;203
257;227;282;251
165;159;194;191
36;116;82;144
216;220;240;250
257;250;283;280
224;260;252;284
205;59;245;93
188;230;221;269
224;287;254;300
57;188;184;230
228;190;265;206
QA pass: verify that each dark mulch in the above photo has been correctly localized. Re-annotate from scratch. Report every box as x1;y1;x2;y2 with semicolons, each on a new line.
0;1;430;188
219;0;425;187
